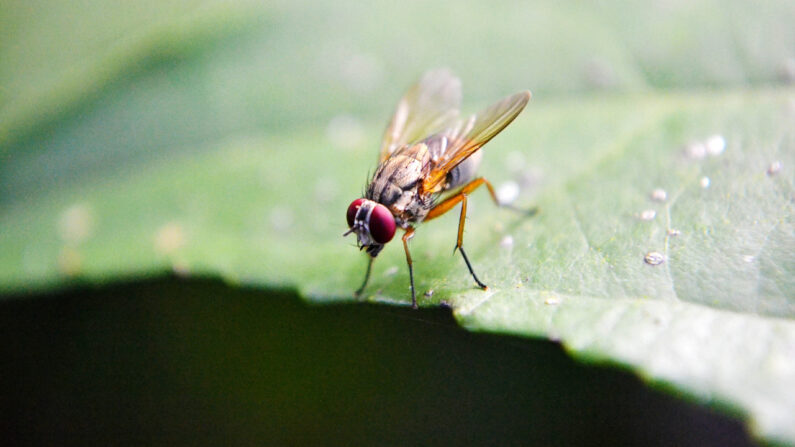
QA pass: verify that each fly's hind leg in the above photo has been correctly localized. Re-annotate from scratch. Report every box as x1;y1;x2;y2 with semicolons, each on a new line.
424;178;490;289
424;177;530;290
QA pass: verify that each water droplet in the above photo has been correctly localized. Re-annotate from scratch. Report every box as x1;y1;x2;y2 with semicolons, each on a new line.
544;295;561;305
743;255;755;263
500;235;514;248
767;161;782;176
639;209;657;221
650;188;667;202
155;223;186;255
644;251;665;266
496;181;520;205
700;177;711;188
685;141;707;159
667;228;681;237
58;204;94;244
705;135;726;156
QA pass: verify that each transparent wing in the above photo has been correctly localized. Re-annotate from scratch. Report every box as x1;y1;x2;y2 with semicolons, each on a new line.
421;90;531;192
379;69;462;162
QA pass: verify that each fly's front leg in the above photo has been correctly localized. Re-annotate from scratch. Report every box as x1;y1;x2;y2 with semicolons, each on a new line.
354;255;375;297
402;227;417;308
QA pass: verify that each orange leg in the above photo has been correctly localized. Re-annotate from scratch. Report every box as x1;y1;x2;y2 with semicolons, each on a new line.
423;177;506;290
425;178;498;223
354;227;418;309
402;227;417;308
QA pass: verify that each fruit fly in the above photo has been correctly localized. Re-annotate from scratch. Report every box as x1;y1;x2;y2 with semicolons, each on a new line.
344;69;531;308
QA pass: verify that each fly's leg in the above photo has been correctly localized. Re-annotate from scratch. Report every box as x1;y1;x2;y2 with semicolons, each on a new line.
455;193;487;289
402;227;417;309
424;177;523;290
427;177;536;219
354;256;375;297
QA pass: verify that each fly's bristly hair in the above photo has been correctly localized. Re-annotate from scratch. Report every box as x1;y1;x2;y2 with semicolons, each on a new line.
360;168;373;197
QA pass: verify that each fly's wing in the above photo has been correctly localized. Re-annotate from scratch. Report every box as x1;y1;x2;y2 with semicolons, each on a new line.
379;69;462;162
421;90;531;192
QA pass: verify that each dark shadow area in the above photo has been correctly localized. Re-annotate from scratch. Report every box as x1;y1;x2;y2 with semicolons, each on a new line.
0;278;754;446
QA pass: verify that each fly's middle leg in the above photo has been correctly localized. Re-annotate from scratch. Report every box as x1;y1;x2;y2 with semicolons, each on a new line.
401;227;417;308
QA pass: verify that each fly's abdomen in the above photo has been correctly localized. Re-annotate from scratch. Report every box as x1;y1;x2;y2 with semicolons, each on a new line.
444;150;482;191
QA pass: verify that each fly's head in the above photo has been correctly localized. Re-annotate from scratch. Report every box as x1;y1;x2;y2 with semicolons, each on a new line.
344;198;396;257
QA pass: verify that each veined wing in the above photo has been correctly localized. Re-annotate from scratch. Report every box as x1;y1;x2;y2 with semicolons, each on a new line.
421;90;531;192
379;69;461;162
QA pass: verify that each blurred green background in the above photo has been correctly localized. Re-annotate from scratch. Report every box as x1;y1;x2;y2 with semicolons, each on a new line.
2;0;794;445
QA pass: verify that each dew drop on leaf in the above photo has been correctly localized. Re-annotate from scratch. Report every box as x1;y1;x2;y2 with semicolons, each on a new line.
644;251;665;266
497;181;520;205
767;161;782;176
544;295;561;305
639;209;657;221
685;141;707;159
705;134;726;156
650;188;667;202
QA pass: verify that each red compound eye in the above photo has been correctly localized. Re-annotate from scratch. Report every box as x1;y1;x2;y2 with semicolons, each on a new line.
369;203;396;244
346;198;365;228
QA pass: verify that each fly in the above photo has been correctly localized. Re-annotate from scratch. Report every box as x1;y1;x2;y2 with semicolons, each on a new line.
344;69;531;308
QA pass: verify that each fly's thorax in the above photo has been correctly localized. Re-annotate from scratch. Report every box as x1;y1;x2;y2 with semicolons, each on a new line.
366;144;434;225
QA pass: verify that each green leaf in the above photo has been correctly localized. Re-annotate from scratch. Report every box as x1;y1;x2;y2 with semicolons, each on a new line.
1;0;794;444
